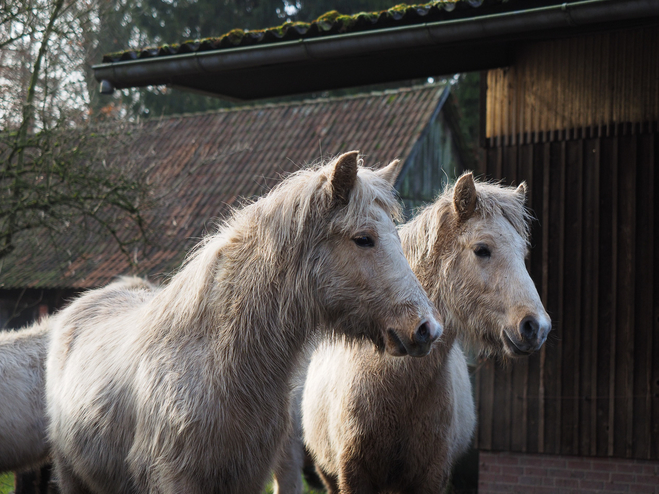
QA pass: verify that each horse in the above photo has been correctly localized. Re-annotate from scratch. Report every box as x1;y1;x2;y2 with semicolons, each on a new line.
0;276;155;477
298;173;552;493
0;317;50;474
45;151;442;494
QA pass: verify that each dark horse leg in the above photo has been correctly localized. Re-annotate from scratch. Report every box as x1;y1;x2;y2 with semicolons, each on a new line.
52;454;92;494
14;464;56;494
316;466;340;494
337;464;376;494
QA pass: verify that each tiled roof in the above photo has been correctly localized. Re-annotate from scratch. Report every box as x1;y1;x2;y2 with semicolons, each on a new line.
102;0;521;63
1;84;448;289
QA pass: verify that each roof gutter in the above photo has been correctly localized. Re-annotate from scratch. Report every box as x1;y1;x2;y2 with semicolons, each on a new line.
94;0;659;94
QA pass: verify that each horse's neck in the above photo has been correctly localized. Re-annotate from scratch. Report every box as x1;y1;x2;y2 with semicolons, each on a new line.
402;223;458;357
152;236;312;397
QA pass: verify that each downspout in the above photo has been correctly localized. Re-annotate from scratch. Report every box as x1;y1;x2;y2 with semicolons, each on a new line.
94;0;659;93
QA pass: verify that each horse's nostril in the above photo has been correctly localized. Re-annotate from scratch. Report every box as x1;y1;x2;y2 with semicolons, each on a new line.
414;319;440;345
520;316;539;340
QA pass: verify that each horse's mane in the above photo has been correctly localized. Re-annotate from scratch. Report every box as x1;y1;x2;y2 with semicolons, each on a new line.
400;175;531;270
145;158;401;335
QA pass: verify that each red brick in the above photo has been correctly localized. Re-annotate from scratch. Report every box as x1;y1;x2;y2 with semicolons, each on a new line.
480;463;502;473
535;458;567;468
611;473;635;483
542;476;556;486
496;455;521;465
479;482;515;492
592;460;617;471
500;465;524;476
522;457;547;467
477;472;502;483
555;478;580;488
635;473;659;485
479;453;659;494
580;480;605;490
524;466;548;477
497;475;521;484
526;488;562;494
549;468;585;479
568;459;592;470
615;463;644;473
519;475;544;486
583;470;611;481
631;486;658;494
603;482;630;492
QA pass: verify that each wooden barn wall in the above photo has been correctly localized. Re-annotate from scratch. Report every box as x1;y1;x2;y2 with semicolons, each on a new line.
485;26;659;140
397;111;463;216
473;123;659;460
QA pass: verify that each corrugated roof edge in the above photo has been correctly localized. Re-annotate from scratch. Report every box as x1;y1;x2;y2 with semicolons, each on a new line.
102;1;501;63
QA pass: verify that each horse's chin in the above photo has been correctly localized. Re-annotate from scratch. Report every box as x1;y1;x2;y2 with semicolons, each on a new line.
501;330;534;357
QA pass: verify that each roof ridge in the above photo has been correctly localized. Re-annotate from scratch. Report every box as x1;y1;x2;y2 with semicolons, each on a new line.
153;82;447;121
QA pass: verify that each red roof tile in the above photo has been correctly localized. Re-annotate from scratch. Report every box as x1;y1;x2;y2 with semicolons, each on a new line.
1;84;446;289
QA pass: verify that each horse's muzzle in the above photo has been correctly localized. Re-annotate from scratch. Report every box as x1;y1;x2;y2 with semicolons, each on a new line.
384;317;442;357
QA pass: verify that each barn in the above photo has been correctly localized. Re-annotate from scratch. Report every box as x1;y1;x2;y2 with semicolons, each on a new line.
92;0;659;492
0;83;464;325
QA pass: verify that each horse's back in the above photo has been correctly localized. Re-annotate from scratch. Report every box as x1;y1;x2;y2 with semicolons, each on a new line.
0;319;50;472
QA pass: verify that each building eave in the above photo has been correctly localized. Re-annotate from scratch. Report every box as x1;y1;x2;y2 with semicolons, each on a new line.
93;0;659;100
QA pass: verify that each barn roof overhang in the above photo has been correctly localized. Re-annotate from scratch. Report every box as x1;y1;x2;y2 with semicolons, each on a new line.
93;0;659;101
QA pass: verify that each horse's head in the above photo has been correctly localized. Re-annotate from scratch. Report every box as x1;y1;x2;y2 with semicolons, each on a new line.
417;173;551;358
312;151;441;358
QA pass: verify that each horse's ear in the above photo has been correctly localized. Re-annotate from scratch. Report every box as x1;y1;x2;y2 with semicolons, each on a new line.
375;159;402;185
330;150;359;206
453;172;477;222
515;182;528;203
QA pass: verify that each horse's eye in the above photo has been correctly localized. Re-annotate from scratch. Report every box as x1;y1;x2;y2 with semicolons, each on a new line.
353;235;375;248
474;245;491;258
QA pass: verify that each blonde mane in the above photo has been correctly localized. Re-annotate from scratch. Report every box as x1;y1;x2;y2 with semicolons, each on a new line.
46;152;439;494
147;160;402;338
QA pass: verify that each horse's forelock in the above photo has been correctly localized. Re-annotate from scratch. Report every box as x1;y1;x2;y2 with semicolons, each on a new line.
411;178;531;245
470;181;532;246
332;166;402;234
249;161;401;242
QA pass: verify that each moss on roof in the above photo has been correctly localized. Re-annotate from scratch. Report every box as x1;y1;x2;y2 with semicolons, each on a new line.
102;0;508;63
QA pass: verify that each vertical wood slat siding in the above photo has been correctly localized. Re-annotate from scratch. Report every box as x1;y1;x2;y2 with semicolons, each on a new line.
474;124;658;460
485;26;659;139
652;131;659;460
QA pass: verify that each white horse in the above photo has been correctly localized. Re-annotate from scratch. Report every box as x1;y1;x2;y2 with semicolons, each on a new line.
0;277;155;477
46;152;441;494
292;173;551;493
0;317;50;474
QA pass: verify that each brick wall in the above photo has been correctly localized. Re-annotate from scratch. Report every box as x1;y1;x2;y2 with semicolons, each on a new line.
479;451;659;493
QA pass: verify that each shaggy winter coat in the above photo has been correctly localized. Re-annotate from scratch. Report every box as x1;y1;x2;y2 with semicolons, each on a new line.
46;152;440;494
300;174;552;493
0;318;50;473
0;277;155;475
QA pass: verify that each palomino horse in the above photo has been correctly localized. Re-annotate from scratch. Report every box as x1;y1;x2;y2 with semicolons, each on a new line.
45;152;441;494
299;173;551;493
0;277;154;477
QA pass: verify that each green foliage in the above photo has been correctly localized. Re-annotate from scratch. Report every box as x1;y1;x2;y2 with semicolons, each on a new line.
261;474;326;493
451;72;481;162
0;472;12;494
